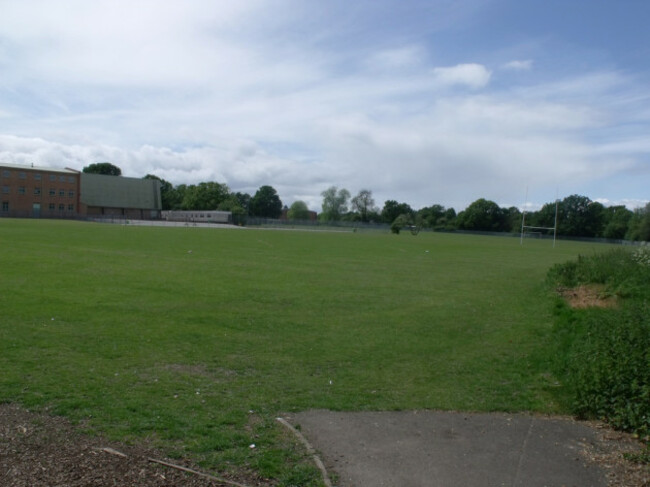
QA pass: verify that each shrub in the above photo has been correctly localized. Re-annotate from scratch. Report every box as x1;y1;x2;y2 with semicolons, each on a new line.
547;248;650;299
564;304;650;436
390;214;412;234
549;248;650;439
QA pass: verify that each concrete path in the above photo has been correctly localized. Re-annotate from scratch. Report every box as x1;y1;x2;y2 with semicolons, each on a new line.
287;410;607;487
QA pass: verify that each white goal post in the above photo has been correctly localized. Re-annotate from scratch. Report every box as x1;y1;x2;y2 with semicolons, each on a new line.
520;199;558;247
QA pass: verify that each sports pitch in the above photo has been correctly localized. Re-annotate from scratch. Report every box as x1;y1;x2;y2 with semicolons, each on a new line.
0;219;614;482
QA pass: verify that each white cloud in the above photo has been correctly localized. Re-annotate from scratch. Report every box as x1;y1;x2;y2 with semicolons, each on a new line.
365;46;426;71
502;60;533;71
0;1;648;213
0;0;287;88
594;198;649;210
431;64;492;89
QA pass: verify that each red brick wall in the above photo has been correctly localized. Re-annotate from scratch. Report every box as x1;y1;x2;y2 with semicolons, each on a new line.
0;166;79;218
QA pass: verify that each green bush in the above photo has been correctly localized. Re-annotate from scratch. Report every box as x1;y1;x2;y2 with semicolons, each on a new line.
549;248;650;439
390;213;413;234
547;248;650;298
565;305;649;435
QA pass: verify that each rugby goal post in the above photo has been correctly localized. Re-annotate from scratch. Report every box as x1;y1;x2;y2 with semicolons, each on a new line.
520;199;558;248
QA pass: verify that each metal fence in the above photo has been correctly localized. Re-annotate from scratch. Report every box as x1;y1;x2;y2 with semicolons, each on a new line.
243;217;390;232
1;212;647;246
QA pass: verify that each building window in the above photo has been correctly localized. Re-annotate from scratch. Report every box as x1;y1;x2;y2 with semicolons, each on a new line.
68;190;75;198
2;186;8;194
18;186;25;195
49;203;55;210
58;204;65;211
49;188;55;196
1;170;10;178
68;204;74;211
59;176;66;182
59;189;65;197
34;173;42;181
1;201;8;212
50;174;56;181
68;177;75;183
34;187;41;195
19;172;26;179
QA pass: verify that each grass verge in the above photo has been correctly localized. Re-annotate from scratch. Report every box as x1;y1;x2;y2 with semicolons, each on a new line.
547;247;650;460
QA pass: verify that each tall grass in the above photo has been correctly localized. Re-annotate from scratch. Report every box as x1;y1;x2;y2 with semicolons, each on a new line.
0;219;614;483
547;248;650;440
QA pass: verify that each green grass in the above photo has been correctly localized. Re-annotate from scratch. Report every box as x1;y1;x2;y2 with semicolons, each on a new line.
0;219;615;484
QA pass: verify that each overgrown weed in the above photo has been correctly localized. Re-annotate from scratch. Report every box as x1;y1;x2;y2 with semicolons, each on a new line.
548;247;650;441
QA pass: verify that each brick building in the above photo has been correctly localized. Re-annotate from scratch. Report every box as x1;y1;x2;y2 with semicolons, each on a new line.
0;163;80;219
0;162;161;220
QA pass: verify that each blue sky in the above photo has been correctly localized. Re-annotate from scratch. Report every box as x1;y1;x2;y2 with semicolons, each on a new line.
1;0;648;212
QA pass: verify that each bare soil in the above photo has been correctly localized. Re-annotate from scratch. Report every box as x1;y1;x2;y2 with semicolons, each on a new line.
559;284;618;309
580;421;650;487
0;403;269;487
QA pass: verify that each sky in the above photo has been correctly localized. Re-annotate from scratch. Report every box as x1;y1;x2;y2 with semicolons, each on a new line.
1;0;649;213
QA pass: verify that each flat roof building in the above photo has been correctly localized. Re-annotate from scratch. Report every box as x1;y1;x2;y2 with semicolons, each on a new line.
0;163;161;220
80;172;161;219
0;163;80;219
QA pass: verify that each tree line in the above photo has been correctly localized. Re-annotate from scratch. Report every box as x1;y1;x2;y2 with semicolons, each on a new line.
318;188;649;240
157;176;649;241
82;164;650;241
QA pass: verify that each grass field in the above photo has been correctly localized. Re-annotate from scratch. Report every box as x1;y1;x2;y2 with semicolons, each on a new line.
0;219;615;484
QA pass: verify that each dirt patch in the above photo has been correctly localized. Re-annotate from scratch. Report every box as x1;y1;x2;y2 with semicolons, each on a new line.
581;421;650;487
559;284;618;309
0;403;269;487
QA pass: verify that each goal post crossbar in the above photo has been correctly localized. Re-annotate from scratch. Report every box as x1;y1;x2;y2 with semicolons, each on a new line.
520;196;558;247
522;225;555;231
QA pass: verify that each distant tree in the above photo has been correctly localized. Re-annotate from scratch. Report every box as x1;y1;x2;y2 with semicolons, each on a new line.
585;201;605;237
550;195;601;237
504;206;522;233
144;174;175;210
366;208;382;222
532;202;557;232
288;200;311;220
625;202;650;241
341;210;362;222
535;195;606;237
320;186;350;221
602;205;633;239
440;208;457;229
381;200;414;224
351;189;377;222
216;194;242;212
217;194;247;224
417;204;446;228
172;184;188;210
457;198;507;232
83;162;122;176
250;185;283;218
233;192;251;215
390;213;414;234
181;182;229;210
180;185;198;210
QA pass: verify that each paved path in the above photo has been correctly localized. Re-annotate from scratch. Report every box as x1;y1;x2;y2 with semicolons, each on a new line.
287;410;606;487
